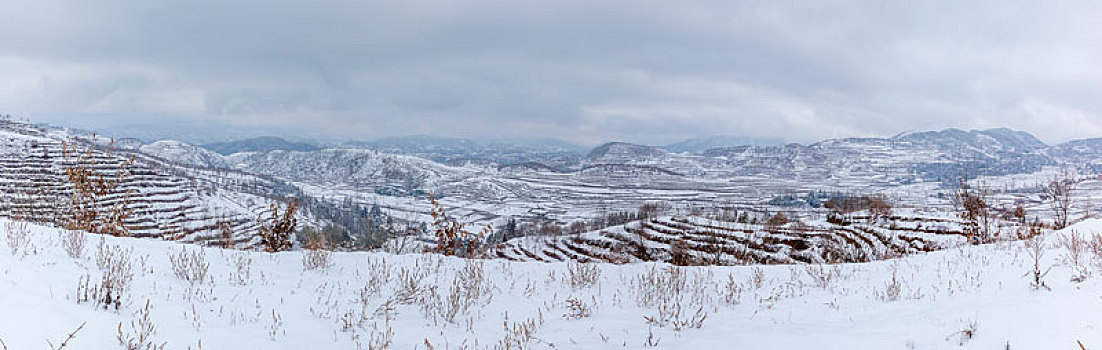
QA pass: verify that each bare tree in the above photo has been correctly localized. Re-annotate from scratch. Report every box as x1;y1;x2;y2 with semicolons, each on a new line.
953;175;996;244
1043;168;1076;229
867;195;893;222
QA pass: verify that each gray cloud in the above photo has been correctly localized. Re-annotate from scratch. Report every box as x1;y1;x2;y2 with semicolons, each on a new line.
1;0;1101;145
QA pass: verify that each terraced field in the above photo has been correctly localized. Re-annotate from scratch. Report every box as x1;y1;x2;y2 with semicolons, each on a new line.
0;120;296;247
493;213;969;264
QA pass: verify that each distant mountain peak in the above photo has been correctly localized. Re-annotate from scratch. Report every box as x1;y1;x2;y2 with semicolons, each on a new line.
664;135;785;153
202;137;320;155
891;127;1047;152
141;140;231;168
586;142;666;161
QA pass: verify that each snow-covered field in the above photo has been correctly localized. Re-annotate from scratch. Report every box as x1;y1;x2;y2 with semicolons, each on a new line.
2;218;1102;349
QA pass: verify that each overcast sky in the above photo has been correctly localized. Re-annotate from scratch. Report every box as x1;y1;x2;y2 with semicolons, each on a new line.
1;1;1101;145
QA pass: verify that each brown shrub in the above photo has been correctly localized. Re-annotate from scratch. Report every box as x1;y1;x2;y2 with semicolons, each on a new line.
257;200;298;253
429;194;490;257
61;140;134;237
765;213;788;227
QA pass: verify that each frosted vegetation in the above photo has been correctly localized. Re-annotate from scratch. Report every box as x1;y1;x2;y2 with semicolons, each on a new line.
3;218;1102;348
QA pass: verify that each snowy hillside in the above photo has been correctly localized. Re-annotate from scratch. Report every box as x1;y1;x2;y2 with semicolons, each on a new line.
2;217;1102;349
139;140;232;169
0;120;336;248
345;135;584;169
227;148;477;196
202;136;321;156
493;212;966;264
191;127;1102;232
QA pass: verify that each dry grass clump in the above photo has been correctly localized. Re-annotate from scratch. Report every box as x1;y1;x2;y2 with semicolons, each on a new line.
267;309;284;340
566;261;601;289
495;317;544;350
393;267;427;305
874;270;904;302
563;297;593;319
168;246;209;285
78;237;134;310
643;304;707;331
634;266;709;331
423;261;494;324
226;251;253;286
1088;232;1102;270
5;220;33;257
803;264;844;289
722;275;743;305
364;319;394;350
1058;230;1091;282
59;229;87;259
1059;230;1088;266
635;266;687;308
302;231;333;271
358;257;391;299
117;300;166;350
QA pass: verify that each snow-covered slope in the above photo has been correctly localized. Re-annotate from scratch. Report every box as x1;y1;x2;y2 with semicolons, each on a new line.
2;218;1101;349
228;148;477;196
0;120;308;247
569;128;1060;184
199;127;1102;236
346;135;585;169
1047;138;1102;172
202;136;320;155
664;135;784;153
139;140;231;169
493;212;966;264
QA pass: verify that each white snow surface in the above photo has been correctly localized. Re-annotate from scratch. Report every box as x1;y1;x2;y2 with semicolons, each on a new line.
2;218;1102;349
139;140;232;169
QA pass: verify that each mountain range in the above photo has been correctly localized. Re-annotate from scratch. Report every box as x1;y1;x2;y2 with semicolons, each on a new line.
121;127;1098;195
7;121;1102;233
